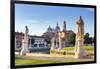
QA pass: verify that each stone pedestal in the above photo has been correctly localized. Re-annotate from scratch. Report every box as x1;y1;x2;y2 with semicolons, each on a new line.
74;38;86;58
29;39;31;48
58;36;62;51
56;39;58;48
20;40;29;55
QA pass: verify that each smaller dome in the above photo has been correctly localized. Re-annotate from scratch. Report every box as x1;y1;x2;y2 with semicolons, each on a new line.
55;23;60;32
56;23;60;30
47;26;52;32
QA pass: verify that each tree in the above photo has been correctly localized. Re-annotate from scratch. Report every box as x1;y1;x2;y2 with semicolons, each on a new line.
67;30;76;46
42;32;55;44
84;32;90;45
84;32;94;45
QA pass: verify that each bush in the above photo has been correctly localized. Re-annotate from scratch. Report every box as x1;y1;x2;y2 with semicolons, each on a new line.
63;51;66;55
50;49;67;55
50;47;94;56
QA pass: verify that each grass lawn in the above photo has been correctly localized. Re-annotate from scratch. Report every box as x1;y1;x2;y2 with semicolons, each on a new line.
15;57;94;66
15;46;95;66
15;57;61;66
62;46;94;51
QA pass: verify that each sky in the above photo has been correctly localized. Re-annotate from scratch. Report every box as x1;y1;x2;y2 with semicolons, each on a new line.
15;3;95;37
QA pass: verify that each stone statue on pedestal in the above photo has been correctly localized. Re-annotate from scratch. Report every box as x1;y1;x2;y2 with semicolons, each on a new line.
20;26;29;55
74;16;87;58
51;37;55;50
58;32;65;50
50;21;67;51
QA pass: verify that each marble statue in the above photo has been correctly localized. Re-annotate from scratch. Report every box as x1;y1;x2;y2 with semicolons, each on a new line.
74;16;87;58
20;26;29;55
51;37;55;50
50;21;67;51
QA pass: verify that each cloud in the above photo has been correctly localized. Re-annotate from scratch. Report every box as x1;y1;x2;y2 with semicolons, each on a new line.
85;8;94;12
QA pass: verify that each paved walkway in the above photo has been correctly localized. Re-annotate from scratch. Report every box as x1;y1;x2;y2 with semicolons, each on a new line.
15;52;94;62
15;52;74;58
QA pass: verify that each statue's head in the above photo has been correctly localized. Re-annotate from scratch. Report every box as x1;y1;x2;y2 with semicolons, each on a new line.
77;16;84;25
25;26;28;29
64;20;66;25
25;25;29;34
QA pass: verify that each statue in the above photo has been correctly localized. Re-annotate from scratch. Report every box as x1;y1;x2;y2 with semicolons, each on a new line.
50;20;67;51
20;26;29;55
74;16;87;58
25;26;29;35
51;37;55;50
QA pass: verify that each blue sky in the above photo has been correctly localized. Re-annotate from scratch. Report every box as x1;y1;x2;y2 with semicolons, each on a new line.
15;4;94;37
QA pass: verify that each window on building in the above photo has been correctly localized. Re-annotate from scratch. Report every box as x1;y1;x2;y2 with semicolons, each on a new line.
34;44;37;47
39;44;44;47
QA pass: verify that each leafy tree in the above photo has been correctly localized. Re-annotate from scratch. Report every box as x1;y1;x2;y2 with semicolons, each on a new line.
67;30;76;46
84;32;90;45
84;32;94;45
42;32;55;44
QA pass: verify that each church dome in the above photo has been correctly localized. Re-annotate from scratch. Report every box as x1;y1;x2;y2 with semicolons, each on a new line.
55;23;60;32
47;26;52;32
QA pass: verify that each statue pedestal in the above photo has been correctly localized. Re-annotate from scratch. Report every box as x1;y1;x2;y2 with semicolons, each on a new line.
20;40;29;56
74;47;87;59
74;38;87;59
51;38;55;50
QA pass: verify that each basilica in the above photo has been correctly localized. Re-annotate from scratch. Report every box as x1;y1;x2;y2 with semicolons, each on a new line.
45;21;71;50
43;21;74;50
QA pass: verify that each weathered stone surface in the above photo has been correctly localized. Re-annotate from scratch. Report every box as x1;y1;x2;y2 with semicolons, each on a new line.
74;16;87;59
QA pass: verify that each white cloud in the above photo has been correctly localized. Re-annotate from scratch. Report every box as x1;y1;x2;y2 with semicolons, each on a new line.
85;8;94;12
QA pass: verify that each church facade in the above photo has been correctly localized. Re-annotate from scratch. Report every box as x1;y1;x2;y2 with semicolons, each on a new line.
50;21;68;50
15;32;49;53
42;20;75;50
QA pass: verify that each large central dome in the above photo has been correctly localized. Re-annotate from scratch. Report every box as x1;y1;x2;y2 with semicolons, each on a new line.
55;23;60;32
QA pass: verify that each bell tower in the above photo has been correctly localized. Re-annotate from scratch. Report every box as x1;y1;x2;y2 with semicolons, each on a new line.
63;20;67;32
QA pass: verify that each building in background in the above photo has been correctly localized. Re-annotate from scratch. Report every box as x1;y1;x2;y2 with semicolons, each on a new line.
15;32;49;53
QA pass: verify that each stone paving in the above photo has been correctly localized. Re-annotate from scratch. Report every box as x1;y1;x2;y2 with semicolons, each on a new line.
15;52;94;62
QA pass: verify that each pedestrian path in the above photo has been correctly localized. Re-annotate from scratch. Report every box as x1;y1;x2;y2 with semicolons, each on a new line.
15;53;94;62
26;53;74;58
